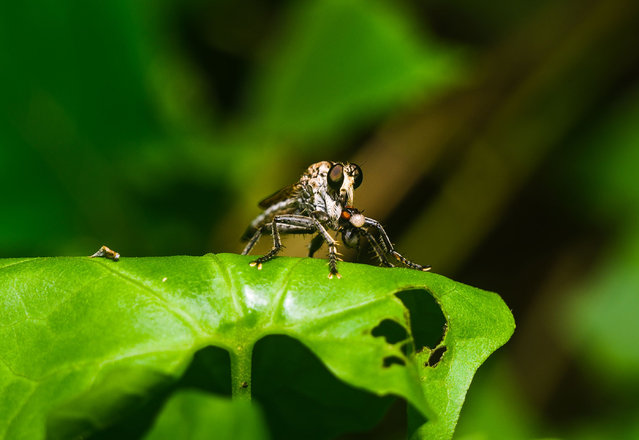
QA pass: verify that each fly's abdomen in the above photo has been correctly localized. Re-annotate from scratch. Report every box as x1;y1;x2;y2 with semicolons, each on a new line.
241;199;298;241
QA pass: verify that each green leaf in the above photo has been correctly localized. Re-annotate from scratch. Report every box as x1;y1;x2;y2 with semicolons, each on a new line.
143;390;269;440
0;254;513;439
567;83;639;220
251;0;463;140
565;229;639;384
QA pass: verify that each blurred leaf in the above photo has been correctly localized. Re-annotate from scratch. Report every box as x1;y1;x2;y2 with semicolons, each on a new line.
250;0;463;140
454;361;537;440
143;390;268;440
568;84;639;221
0;0;165;255
565;230;639;384
563;84;639;385
567;411;639;440
0;254;512;439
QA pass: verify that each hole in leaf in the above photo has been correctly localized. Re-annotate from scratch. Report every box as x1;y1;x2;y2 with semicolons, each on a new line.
395;289;446;353
383;356;406;368
371;319;408;344
427;345;447;367
400;341;412;357
176;345;232;395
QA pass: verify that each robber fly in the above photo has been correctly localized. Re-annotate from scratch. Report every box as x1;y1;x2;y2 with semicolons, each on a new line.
241;161;430;278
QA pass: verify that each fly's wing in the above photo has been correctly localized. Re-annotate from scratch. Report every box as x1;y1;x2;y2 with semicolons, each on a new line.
258;184;299;209
241;184;300;242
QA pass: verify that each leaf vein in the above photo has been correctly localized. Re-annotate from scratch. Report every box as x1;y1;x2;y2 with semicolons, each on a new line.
302;296;392;329
269;257;307;325
36;347;193;383
208;253;244;317
88;259;205;336
3;383;38;439
0;355;37;383
0;258;41;272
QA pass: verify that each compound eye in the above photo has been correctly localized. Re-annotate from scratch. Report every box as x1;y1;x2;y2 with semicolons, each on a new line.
352;164;363;189
328;163;344;190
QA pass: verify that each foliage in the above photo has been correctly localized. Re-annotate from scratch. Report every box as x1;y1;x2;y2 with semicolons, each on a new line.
3;0;639;438
0;0;461;259
143;390;269;440
0;254;513;439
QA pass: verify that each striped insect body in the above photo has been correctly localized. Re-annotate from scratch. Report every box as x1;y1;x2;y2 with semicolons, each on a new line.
241;161;430;278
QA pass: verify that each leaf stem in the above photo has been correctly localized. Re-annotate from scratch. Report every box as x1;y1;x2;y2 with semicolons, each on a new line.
230;342;254;401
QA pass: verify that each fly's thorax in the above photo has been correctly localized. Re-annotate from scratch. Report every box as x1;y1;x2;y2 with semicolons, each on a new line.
299;161;333;216
322;194;343;227
300;181;343;227
299;161;332;193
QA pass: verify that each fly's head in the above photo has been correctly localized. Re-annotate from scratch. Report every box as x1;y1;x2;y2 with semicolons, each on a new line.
301;161;363;224
327;162;363;207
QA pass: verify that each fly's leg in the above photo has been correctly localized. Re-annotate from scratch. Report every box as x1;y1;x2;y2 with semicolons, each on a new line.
312;219;341;279
245;213;345;278
248;215;316;269
275;215;341;278
391;251;430;271
363;218;431;271
242;229;262;255
308;234;324;257
359;228;394;267
244;223;315;256
249;219;284;269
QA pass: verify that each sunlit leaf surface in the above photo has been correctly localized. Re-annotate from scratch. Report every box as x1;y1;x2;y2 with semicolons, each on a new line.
0;254;513;439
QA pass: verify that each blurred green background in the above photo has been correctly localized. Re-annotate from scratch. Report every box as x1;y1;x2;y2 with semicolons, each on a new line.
2;0;639;438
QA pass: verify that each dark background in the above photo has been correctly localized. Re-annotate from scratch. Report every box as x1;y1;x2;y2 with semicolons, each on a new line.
2;0;639;438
